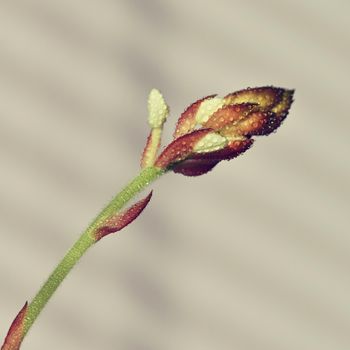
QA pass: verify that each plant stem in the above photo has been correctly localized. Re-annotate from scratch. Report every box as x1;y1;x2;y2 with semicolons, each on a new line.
23;166;164;337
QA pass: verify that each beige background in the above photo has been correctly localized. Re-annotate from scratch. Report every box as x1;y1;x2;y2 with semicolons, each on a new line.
0;0;349;349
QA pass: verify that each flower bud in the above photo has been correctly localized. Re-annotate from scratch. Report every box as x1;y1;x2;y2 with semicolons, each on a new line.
153;86;294;176
147;88;169;128
141;89;169;168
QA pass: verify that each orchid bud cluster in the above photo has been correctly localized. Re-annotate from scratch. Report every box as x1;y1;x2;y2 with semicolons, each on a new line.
97;87;294;240
142;86;294;176
1;86;294;350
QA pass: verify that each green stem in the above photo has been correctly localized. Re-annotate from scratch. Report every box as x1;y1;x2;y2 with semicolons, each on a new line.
23;166;164;336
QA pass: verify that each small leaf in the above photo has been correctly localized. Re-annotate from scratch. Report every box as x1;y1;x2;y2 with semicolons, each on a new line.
191;137;254;161
140;128;162;168
221;111;273;137
172;159;219;176
173;95;216;139
203;103;256;130
95;192;153;241
224;86;284;109
1;302;28;350
172;138;254;176
155;129;212;169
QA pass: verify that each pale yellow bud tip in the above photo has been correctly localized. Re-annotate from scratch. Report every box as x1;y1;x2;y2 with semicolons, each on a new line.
195;97;224;124
148;88;169;128
193;133;228;153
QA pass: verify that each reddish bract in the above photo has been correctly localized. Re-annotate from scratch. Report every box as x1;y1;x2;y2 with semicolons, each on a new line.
95;192;153;241
173;95;216;139
155;129;212;169
1;302;28;350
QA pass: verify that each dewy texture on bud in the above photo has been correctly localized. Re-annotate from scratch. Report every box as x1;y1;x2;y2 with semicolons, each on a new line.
147;88;169;128
193;132;228;153
153;86;294;176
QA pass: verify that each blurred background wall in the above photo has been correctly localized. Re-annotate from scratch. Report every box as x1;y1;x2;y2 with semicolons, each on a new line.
0;0;349;349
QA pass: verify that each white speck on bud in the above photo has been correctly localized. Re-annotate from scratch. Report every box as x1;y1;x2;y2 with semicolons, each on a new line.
193;133;228;153
148;88;169;128
195;97;224;124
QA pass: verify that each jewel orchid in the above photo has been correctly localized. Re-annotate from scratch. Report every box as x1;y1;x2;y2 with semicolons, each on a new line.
1;86;294;350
